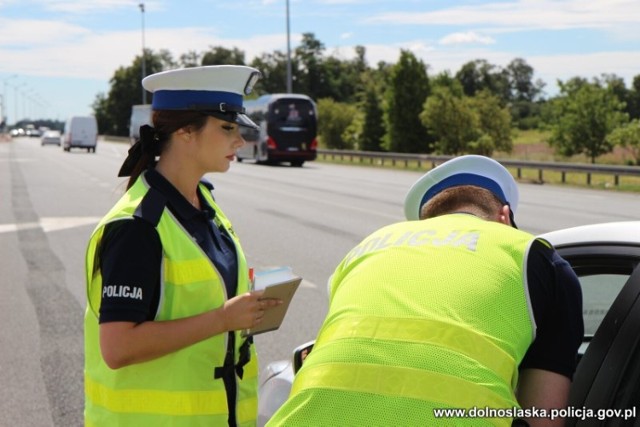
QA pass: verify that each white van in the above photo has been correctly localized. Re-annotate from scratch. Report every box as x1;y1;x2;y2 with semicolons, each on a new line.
129;104;153;145
63;116;98;152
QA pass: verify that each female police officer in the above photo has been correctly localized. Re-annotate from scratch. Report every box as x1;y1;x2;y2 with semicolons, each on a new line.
84;65;280;427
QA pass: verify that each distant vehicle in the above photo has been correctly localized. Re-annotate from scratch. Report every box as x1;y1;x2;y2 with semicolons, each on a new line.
129;104;153;145
41;130;61;146
237;93;318;167
10;128;24;137
63;116;98;152
25;124;40;137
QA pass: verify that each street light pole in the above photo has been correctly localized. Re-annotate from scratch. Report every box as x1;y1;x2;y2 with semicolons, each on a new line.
286;0;292;93
14;82;26;125
139;2;146;104
24;91;32;120
26;89;39;120
2;75;16;127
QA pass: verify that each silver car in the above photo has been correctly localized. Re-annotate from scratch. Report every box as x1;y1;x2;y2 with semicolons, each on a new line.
41;130;61;146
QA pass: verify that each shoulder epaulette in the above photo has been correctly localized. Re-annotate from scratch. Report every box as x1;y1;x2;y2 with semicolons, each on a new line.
199;179;216;202
134;187;167;227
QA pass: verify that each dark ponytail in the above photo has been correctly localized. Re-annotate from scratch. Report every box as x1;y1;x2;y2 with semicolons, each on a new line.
124;110;208;189
126;124;165;189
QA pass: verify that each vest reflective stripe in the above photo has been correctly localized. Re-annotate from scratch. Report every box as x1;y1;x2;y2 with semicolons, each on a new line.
291;362;510;413
163;257;217;285
315;315;517;388
85;375;228;415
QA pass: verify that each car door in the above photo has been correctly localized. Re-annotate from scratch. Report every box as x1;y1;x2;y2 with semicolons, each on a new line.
555;243;640;426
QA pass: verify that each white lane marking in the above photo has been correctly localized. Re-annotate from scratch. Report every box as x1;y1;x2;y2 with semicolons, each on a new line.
0;217;101;234
40;217;102;232
0;222;37;233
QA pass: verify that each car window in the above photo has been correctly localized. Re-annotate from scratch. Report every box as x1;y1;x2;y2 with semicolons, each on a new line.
576;273;629;336
554;246;640;341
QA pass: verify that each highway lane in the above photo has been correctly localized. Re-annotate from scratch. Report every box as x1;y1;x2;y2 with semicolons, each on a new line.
1;137;638;426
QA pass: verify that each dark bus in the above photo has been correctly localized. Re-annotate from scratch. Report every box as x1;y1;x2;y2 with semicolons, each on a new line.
237;93;317;167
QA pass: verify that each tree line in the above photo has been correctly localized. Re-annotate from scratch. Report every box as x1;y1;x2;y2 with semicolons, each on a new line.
93;33;640;165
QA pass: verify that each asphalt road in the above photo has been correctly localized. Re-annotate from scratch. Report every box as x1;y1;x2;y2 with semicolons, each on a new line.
1;137;638;426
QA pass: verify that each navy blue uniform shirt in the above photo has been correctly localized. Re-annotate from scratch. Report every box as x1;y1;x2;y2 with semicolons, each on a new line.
99;168;238;324
519;238;583;379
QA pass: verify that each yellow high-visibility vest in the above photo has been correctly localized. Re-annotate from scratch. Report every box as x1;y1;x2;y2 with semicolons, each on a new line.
269;214;538;427
85;173;258;427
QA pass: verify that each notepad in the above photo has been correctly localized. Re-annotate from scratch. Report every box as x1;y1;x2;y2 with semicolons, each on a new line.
243;267;302;336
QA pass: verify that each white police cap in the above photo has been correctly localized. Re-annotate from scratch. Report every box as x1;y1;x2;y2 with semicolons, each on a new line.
404;155;519;222
142;65;262;130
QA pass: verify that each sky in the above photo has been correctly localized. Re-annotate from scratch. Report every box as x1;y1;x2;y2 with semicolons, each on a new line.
1;0;639;125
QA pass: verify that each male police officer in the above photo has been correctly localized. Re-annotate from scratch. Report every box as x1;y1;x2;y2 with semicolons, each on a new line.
268;155;583;427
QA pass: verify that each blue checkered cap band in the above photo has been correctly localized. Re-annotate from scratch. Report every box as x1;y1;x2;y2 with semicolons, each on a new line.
150;90;242;111
403;155;519;221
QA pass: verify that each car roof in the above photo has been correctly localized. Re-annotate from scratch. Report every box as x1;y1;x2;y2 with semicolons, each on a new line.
539;221;640;248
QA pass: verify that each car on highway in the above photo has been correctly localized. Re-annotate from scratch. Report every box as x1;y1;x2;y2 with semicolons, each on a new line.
62;115;98;152
40;130;61;146
9;128;24;137
26;128;41;137
256;221;640;426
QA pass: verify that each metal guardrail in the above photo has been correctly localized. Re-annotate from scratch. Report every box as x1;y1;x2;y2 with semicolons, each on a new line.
317;149;640;187
91;138;639;187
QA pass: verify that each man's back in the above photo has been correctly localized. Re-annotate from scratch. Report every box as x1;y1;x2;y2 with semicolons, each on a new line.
268;214;538;426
